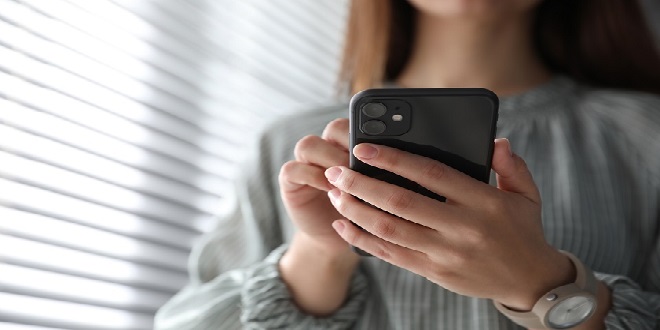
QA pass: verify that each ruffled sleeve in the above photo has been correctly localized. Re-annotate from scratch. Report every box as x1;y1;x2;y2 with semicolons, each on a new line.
595;271;660;329
241;245;368;329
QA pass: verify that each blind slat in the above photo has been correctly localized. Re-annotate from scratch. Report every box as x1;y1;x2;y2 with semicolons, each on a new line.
0;18;207;124
0;207;189;272
0;124;225;214
21;0;208;75
0;235;188;293
0;264;170;313
6;0;285;126
0;73;241;182
0;322;66;330
0;292;153;330
1;151;214;229
0;46;243;155
0;0;209;105
0;180;199;250
0;0;206;104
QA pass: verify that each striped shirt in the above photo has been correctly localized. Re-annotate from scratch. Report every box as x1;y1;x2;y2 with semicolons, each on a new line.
155;76;660;329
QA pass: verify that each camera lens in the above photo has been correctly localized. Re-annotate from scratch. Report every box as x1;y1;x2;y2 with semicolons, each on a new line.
362;120;386;135
361;102;387;118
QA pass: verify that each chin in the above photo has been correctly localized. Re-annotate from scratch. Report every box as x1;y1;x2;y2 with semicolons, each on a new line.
407;0;540;18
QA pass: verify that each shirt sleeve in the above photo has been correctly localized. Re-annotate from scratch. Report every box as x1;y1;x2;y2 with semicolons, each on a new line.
240;245;368;329
154;243;368;330
595;228;660;329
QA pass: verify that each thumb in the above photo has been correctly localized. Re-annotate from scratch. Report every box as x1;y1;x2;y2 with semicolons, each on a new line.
492;138;541;204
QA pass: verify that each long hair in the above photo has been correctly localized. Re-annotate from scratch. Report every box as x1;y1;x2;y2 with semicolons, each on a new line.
340;0;660;95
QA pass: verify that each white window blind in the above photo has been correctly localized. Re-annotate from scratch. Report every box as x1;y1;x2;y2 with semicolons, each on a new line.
0;0;348;329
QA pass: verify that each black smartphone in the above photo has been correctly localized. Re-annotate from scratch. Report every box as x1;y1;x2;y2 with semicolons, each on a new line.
349;88;499;255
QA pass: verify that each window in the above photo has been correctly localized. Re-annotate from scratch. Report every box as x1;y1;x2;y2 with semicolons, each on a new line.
0;0;348;328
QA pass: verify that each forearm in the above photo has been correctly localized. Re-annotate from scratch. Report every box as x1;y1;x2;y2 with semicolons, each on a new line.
279;232;360;316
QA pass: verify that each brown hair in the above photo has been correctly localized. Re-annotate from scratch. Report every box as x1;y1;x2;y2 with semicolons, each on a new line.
340;0;660;95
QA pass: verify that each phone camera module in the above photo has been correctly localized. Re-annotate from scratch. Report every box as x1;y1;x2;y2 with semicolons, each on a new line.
362;120;386;135
361;102;387;118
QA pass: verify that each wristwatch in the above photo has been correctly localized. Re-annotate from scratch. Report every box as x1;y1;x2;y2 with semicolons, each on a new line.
493;251;598;329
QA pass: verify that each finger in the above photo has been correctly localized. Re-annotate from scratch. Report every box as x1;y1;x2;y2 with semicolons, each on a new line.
352;143;490;205
279;161;333;193
327;188;440;251
321;118;349;150
325;166;460;229
332;219;429;270
294;135;349;168
492;138;541;203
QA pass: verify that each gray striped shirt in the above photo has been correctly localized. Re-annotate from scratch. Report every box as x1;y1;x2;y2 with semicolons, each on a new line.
155;76;660;329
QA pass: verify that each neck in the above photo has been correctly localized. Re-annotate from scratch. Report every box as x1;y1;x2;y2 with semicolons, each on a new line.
397;11;552;96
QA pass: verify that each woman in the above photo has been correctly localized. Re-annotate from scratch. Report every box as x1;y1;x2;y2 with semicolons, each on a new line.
156;0;660;329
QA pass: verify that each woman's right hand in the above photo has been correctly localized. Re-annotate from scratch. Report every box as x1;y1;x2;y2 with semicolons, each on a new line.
278;118;352;255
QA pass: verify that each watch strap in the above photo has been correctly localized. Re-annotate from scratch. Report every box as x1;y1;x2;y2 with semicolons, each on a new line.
493;251;598;329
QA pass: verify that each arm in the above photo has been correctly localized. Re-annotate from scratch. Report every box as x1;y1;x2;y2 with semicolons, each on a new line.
155;241;367;330
324;139;660;329
536;239;659;329
570;234;660;329
156;113;370;329
279;232;360;316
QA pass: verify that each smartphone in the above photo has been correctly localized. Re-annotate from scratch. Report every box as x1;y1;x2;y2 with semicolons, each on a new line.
349;88;499;254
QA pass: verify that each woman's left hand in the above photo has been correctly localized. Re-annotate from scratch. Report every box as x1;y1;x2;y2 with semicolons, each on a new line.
325;138;575;311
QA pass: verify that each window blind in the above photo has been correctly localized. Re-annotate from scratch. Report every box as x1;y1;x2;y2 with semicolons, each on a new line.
0;0;348;329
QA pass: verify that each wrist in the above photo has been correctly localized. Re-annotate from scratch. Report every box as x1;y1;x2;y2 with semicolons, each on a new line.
494;251;600;329
281;232;359;277
499;247;576;311
279;232;360;316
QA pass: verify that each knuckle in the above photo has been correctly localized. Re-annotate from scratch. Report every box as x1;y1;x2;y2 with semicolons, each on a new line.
422;161;447;181
322;118;348;137
370;241;392;260
342;226;359;245
278;161;298;182
515;156;531;172
483;195;507;213
370;218;397;239
294;135;321;159
428;263;454;280
444;249;469;269
340;171;357;190
379;150;399;168
333;194;350;214
343;226;393;261
463;226;487;245
384;191;415;213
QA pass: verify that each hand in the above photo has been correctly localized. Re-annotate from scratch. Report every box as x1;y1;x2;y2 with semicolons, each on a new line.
278;118;359;316
278;118;353;256
325;138;574;310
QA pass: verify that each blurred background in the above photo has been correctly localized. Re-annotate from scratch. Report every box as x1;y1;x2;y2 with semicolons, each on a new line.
0;1;657;329
0;0;347;329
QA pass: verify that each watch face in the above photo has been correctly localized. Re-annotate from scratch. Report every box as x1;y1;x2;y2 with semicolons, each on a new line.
547;296;597;329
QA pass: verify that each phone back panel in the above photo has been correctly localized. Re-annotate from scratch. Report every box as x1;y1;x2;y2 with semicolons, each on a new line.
349;88;499;201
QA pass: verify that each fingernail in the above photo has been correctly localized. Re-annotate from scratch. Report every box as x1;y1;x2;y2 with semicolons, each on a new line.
332;221;345;234
325;167;342;182
354;144;378;159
